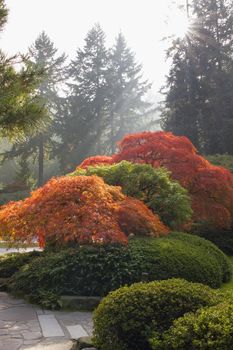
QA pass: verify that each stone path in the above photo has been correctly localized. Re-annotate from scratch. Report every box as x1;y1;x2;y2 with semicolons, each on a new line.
0;247;41;255
0;292;93;350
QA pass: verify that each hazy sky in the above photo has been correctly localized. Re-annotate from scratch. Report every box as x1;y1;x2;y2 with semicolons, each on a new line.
1;0;187;98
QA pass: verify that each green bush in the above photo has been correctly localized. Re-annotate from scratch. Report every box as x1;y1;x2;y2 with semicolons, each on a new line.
0;250;42;278
128;233;231;288
71;161;192;229
93;279;223;350
8;233;231;308
154;302;233;350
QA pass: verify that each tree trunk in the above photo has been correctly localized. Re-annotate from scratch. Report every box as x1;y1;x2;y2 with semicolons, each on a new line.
38;135;44;187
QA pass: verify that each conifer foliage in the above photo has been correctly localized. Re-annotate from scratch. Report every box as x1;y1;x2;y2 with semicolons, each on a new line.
0;1;47;140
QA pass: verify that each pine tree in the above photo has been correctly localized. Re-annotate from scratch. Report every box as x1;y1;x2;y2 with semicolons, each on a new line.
57;24;109;171
106;33;152;153
162;0;233;154
4;32;67;186
0;1;47;140
58;27;153;171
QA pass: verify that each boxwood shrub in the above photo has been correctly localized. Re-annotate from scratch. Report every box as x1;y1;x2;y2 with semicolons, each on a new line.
93;279;224;350
154;302;233;350
7;233;231;308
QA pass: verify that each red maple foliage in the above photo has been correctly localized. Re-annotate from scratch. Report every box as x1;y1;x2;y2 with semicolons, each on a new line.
79;156;113;169
112;131;233;230
0;175;169;247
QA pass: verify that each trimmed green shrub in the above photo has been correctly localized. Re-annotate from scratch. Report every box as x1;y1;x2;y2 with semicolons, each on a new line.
8;233;231;308
154;302;233;350
0;250;42;278
128;233;231;288
93;279;223;350
71;161;192;229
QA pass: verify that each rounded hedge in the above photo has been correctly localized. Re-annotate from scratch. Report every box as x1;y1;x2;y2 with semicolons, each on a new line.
93;279;223;350
7;233;231;308
71;161;192;229
155;302;233;350
128;232;231;288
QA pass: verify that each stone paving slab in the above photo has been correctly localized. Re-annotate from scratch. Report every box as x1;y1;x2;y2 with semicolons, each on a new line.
0;293;93;350
0;337;23;350
20;340;76;350
67;325;88;339
38;315;64;337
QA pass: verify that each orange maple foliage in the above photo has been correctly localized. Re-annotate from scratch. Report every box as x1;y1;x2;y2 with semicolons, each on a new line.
0;175;169;247
118;197;169;236
112;132;233;230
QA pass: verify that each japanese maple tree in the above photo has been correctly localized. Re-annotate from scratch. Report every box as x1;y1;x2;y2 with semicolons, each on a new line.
0;175;169;247
78;131;233;231
113;132;233;230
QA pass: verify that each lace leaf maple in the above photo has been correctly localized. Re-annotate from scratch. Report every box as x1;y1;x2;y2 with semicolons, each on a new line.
0;175;169;247
113;131;233;230
77;131;233;231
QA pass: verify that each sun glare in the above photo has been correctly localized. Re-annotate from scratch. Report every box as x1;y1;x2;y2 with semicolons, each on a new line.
166;8;190;39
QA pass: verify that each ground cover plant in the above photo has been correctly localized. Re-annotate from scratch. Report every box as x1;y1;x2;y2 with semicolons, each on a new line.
71;161;192;229
5;233;231;309
0;175;168;248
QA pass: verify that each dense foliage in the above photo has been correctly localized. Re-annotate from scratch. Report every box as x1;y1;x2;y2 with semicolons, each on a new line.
156;302;233;350
0;251;41;278
73;161;192;229
93;279;223;350
7;234;231;308
92;131;233;232
0;175;168;247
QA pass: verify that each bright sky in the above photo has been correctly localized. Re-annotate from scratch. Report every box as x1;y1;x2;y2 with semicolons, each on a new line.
1;0;187;99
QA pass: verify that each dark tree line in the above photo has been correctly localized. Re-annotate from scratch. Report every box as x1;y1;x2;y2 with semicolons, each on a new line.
4;24;155;185
162;0;233;155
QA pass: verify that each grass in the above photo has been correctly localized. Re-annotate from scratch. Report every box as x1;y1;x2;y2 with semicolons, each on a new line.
220;256;233;291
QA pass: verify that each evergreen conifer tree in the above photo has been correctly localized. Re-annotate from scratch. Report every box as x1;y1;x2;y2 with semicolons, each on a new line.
0;0;47;140
106;33;152;152
4;32;67;186
162;0;233;154
57;24;109;171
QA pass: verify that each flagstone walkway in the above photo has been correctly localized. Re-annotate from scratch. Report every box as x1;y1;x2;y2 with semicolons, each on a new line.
0;292;93;350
